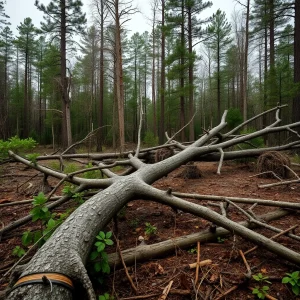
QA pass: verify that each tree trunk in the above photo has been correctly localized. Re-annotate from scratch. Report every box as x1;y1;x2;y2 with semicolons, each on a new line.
60;0;72;149
187;6;194;141
293;0;300;123
243;0;250;122
115;0;125;152
159;0;165;144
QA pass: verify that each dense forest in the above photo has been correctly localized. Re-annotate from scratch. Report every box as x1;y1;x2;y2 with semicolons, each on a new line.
0;0;299;150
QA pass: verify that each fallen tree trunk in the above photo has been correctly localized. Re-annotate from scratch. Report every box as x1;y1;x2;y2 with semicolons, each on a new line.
106;209;291;268
5;107;300;300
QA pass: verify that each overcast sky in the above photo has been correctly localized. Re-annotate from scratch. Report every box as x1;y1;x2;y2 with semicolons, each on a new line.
4;0;239;37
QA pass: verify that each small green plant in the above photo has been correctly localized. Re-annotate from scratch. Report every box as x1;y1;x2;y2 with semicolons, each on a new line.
12;246;25;258
253;273;271;284
217;236;226;243
144;222;157;236
89;231;114;282
282;271;300;296
25;153;40;166
252;273;271;299
252;285;269;299
72;192;85;205
188;247;197;254
30;192;51;222
62;184;75;196
98;293;114;300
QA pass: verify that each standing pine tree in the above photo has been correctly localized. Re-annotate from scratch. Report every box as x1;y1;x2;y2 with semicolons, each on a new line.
15;18;38;139
35;0;86;149
206;9;232;122
0;26;13;139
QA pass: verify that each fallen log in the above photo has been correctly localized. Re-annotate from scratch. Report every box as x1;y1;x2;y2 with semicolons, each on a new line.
106;209;291;268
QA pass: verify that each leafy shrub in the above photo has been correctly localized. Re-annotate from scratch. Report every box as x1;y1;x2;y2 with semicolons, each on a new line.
143;131;158;147
226;108;243;130
0;136;37;160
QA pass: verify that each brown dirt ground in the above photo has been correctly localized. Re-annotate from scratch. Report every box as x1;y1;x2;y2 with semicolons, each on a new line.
1;153;300;299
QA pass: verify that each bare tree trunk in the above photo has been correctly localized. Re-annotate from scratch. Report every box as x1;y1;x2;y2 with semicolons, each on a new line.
151;2;157;136
159;0;165;144
293;0;300;124
115;0;125;152
187;5;194;141
94;0;105;152
243;0;250;122
61;0;72;149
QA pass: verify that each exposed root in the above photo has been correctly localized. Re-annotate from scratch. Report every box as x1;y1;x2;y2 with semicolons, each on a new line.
256;151;291;179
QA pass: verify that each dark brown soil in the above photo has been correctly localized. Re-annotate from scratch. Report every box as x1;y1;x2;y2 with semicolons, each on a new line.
1;156;300;300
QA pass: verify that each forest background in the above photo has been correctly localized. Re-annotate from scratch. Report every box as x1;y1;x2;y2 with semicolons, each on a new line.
0;0;299;151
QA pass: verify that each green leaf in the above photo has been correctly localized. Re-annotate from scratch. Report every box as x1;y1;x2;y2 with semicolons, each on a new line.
22;231;33;246
90;251;99;260
98;231;105;239
32;192;47;206
94;262;101;272
105;232;112;239
105;239;114;246
41;206;49;213
282;277;290;284
47;218;56;229
95;242;105;252
100;261;110;274
292;285;300;295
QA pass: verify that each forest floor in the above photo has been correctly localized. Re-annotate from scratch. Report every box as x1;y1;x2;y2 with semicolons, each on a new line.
0;148;300;300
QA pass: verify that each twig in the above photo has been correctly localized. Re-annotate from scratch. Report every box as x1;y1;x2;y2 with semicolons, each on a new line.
258;178;300;189
119;294;160;300
195;242;201;284
159;280;173;300
214;285;239;300
250;171;282;181
116;239;138;294
47;177;66;200
239;250;251;278
164;112;196;145
189;259;212;269
61;126;108;155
